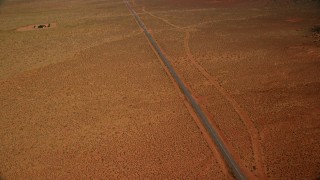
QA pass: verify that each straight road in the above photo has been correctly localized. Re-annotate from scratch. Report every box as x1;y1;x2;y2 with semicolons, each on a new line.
123;1;246;179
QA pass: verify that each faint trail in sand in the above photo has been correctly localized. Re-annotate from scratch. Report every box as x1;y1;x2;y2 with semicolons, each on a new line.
183;30;266;179
142;7;267;32
139;7;230;178
141;5;267;178
140;8;234;176
141;9;267;176
125;1;245;179
145;8;218;14
184;14;267;29
142;7;182;29
155;51;231;177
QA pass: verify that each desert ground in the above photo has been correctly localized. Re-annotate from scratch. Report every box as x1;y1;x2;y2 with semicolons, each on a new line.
0;0;319;179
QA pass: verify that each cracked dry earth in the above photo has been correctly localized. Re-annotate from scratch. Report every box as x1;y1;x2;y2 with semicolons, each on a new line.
1;0;320;179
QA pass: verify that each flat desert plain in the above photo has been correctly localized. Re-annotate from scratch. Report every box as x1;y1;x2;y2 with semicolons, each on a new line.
0;0;320;179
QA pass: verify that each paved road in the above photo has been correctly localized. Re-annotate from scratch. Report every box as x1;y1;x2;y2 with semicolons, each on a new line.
123;1;246;179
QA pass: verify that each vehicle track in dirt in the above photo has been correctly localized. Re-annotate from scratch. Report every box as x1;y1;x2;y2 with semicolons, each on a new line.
141;8;268;30
144;27;231;178
183;30;266;179
142;7;182;29
124;1;246;179
139;6;266;178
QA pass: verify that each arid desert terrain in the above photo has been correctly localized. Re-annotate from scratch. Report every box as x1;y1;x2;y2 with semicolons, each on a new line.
0;0;319;179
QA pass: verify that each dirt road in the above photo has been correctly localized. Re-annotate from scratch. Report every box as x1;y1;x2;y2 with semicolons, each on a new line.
124;0;245;179
134;0;320;179
1;0;319;179
0;0;229;178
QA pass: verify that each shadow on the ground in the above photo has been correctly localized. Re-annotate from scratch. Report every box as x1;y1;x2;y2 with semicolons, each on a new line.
311;25;320;33
0;0;6;8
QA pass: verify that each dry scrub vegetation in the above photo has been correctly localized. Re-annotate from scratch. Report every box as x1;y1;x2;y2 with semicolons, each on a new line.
0;0;137;79
136;0;320;179
1;0;320;179
0;0;229;178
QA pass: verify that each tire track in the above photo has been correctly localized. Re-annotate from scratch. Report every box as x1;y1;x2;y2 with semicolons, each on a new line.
184;30;266;179
141;6;266;178
145;33;231;177
142;7;182;29
140;8;268;31
124;1;246;179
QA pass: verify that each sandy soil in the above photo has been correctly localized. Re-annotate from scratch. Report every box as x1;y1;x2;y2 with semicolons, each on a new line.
1;0;320;179
0;0;229;179
134;0;320;179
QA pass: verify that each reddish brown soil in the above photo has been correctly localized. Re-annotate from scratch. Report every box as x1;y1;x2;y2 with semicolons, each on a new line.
135;0;320;179
1;0;320;179
0;0;230;179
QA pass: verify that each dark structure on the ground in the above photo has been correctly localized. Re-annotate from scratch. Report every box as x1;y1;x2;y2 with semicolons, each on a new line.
34;24;51;29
